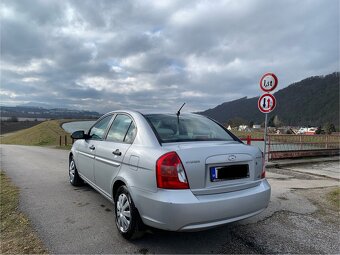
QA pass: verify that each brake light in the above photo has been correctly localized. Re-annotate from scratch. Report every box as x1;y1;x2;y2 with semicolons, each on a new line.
156;151;189;189
261;153;266;178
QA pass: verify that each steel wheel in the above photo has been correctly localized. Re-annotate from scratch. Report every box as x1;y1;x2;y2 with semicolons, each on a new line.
116;193;131;233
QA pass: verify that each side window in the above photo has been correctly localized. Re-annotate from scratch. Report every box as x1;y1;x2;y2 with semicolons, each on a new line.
107;115;136;143
124;122;137;144
89;115;112;140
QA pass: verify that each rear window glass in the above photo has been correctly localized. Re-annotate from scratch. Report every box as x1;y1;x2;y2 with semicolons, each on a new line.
144;114;235;143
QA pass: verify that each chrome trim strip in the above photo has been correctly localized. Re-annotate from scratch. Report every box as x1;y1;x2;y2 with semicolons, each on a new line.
95;156;121;167
77;150;95;159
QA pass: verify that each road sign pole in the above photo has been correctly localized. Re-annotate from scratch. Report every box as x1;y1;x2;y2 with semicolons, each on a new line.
263;113;268;162
259;72;278;163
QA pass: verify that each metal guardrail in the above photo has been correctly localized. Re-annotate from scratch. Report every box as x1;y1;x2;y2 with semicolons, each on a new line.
267;134;340;160
241;134;340;160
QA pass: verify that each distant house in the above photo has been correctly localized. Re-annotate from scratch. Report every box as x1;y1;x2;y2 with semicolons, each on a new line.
297;127;317;135
252;124;261;129
238;125;248;131
227;125;232;130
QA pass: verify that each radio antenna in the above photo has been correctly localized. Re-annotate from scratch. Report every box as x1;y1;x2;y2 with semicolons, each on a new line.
176;103;186;117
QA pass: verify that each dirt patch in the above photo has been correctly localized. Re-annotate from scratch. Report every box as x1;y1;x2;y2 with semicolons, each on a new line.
296;186;340;224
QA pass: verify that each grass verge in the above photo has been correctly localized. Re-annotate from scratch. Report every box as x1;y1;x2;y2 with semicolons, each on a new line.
327;187;340;209
0;120;70;147
0;171;47;254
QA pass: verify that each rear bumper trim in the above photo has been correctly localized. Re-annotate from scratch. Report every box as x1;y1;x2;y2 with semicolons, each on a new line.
130;179;271;231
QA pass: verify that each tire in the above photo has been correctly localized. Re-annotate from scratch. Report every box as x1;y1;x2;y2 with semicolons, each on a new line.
69;156;83;186
114;185;144;239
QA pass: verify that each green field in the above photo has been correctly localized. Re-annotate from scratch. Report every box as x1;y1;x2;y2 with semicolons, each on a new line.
0;120;70;147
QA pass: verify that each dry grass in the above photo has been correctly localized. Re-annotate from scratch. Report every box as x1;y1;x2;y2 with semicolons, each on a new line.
0;120;70;148
0;171;47;254
327;187;340;209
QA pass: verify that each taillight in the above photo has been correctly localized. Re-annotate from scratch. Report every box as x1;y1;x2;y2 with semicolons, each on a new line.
156;151;189;189
261;153;266;178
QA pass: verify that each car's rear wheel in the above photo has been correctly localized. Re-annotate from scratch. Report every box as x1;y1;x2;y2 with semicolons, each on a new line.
114;185;144;239
69;156;83;186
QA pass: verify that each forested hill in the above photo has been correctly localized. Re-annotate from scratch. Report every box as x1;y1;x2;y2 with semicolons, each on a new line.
199;72;339;127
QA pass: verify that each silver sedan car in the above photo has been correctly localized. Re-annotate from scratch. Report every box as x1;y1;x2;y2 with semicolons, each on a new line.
69;110;271;239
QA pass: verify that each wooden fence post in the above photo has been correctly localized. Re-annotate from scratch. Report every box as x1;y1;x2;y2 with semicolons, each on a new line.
299;135;302;150
65;135;67;146
59;136;62;146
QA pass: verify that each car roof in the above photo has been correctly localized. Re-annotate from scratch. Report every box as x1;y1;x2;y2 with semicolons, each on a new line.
103;109;198;116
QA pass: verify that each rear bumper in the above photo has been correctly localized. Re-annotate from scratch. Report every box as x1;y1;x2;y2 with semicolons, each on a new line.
130;179;271;231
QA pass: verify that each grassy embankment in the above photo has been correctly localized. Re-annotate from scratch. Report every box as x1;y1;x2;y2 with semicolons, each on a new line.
0;171;47;254
1;121;43;135
0;120;71;148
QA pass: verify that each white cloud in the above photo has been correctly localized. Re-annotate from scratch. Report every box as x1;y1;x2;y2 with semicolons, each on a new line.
0;0;338;112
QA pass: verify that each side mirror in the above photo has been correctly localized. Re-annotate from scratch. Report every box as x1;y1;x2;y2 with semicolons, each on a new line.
71;130;89;140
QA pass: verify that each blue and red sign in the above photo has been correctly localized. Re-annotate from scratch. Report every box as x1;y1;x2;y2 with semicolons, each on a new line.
258;93;276;113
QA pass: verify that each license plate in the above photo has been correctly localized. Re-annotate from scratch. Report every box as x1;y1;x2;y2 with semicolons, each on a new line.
210;164;249;182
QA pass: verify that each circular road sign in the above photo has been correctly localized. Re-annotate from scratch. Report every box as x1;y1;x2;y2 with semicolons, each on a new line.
260;73;278;92
258;93;276;113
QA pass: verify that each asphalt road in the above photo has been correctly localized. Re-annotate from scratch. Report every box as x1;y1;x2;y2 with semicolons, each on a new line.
1;145;339;254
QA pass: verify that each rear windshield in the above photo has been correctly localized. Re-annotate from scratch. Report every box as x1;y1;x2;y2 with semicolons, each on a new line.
144;114;235;143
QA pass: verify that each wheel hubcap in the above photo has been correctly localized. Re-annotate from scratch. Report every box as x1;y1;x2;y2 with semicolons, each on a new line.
69;160;75;182
116;193;131;232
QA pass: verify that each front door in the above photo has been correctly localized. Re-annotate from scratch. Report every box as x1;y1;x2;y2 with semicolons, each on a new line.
94;114;137;196
76;114;113;183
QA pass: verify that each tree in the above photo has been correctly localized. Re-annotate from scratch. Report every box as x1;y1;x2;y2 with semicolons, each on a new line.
315;126;322;135
227;117;247;127
8;116;18;122
249;120;254;128
268;115;282;127
325;123;336;134
268;116;275;127
273;115;282;127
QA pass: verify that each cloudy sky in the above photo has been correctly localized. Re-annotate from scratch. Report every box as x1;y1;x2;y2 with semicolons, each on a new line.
0;0;338;113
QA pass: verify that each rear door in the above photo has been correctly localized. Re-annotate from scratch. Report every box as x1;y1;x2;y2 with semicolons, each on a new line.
76;115;113;183
94;114;137;196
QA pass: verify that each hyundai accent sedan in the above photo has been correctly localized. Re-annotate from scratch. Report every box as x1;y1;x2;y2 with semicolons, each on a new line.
69;110;271;239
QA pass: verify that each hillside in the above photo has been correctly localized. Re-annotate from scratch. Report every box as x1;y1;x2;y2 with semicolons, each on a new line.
0;120;69;146
199;72;339;127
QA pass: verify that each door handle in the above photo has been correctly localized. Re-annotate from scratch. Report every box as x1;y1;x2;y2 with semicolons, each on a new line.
112;149;122;156
89;145;95;150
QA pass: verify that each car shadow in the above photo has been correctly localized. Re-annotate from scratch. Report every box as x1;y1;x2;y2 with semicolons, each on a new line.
73;182;261;254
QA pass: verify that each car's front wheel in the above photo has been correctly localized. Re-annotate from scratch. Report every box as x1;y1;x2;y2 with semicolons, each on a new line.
69;156;83;186
114;185;144;239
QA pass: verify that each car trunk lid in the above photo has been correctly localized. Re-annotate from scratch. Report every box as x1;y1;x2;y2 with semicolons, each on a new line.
162;141;263;195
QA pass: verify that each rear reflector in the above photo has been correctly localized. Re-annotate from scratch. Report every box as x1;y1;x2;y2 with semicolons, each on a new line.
156;151;189;189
